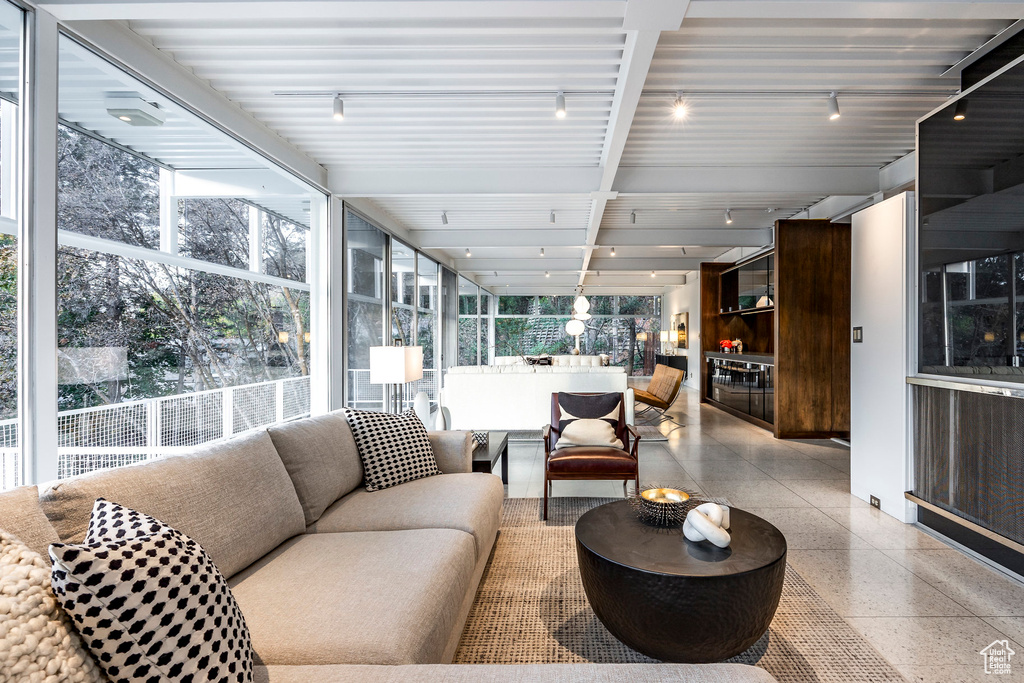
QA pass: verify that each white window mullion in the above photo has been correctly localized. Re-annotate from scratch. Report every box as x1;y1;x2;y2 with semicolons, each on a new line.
22;10;60;485
248;205;262;274
158;168;177;255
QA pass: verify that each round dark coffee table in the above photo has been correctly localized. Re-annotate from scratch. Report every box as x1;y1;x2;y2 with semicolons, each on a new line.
575;500;786;663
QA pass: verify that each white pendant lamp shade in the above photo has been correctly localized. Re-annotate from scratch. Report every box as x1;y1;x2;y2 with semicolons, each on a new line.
573;294;590;314
369;346;423;384
565;319;586;337
573;312;592;321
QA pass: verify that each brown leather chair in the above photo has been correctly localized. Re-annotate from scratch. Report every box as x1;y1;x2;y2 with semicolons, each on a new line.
634;363;684;421
542;392;640;520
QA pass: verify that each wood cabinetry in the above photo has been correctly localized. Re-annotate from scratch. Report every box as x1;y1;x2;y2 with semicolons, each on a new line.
700;219;851;439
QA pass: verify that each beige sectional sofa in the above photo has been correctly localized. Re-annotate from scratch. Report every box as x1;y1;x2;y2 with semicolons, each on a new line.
0;410;776;682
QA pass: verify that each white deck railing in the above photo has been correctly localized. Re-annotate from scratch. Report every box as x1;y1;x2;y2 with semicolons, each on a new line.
346;368;439;411
0;376;311;490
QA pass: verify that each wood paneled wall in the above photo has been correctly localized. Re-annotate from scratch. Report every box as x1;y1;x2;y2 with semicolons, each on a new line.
774;219;851;439
698;220;851;439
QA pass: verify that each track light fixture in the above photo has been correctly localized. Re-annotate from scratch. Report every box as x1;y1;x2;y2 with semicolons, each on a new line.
954;98;968;121
555;91;566;119
333;94;344;121
650;270;656;278
550;210;556;224
545;271;550;277
441;212;448;225
610;247;616;256
630;211;636;224
540;248;545;257
725;209;733;224
673;93;687;119
681;247;687;256
827;91;841;120
465;248;471;258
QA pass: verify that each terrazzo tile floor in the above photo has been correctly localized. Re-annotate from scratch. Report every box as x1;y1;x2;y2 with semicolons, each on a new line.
500;385;1024;682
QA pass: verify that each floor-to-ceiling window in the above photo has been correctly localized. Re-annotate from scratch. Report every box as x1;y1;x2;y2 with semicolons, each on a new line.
54;36;322;478
494;295;661;375
0;0;22;490
416;253;439;404
458;277;480;365
344;209;386;410
390;240;415;346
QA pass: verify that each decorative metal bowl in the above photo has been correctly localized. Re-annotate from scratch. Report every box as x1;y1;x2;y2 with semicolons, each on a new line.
630;486;692;527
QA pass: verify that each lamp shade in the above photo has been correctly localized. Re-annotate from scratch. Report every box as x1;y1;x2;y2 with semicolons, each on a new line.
660;331;669;343
572;295;590;314
369;345;424;384
565;319;586;337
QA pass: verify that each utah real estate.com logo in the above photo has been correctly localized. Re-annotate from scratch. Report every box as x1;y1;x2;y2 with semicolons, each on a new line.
981;640;1015;675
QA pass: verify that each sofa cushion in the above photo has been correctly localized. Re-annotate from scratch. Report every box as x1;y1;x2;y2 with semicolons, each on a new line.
50;500;253;683
341;409;441;492
0;485;59;561
267;413;364;525
39;430;305;579
306;473;503;560
254;664;780;683
229;530;475;665
0;530;105;683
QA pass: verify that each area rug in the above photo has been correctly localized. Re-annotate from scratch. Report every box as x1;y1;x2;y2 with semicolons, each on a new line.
508;425;673;443
455;497;906;683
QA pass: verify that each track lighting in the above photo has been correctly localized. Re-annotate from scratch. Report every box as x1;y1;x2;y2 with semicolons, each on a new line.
441;212;448;225
333;94;344;121
673;93;687;120
827;91;840;121
465;248;471;258
650;271;656;278
725;209;733;224
555;91;566;119
545;271;550;277
630;211;636;224
550;211;556;224
610;247;616;256
540;248;545;257
954;98;968;121
681;247;687;256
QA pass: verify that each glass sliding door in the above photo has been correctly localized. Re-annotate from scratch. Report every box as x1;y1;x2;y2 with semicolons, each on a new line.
390;240;415;346
416;254;439;405
0;0;22;490
458;277;479;366
345;210;386;410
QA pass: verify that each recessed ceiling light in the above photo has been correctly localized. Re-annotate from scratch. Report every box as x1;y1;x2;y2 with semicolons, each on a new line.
954;98;968;121
673;93;687;119
333;94;344;121
725;209;733;224
441;212;448;225
827;91;841;121
555;91;566;119
105;97;166;126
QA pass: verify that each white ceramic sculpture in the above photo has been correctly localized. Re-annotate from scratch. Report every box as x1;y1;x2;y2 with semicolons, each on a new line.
683;502;732;548
413;391;432;429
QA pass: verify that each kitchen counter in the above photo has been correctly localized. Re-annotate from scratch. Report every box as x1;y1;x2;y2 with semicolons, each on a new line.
705;351;775;366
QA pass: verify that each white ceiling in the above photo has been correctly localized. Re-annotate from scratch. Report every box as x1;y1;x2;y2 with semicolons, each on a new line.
44;0;1024;294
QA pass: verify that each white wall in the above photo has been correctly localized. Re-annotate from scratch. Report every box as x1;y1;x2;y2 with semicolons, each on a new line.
662;276;701;389
850;192;915;523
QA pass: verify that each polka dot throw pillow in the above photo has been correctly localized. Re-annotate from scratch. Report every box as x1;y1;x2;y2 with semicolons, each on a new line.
49;499;253;683
342;408;442;491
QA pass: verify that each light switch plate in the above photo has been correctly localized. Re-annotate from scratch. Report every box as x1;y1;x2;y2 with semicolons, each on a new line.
852;327;863;343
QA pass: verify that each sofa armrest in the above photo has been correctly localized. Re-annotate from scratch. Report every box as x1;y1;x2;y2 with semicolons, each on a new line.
428;431;474;474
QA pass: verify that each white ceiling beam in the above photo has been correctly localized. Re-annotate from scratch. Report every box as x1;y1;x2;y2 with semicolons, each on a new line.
411;230;586;249
579;0;689;285
173;169;312;197
328;166;603;196
598;227;772;246
685;1;1024;20
613;166;881;195
588;257;702;270
42;0;627;22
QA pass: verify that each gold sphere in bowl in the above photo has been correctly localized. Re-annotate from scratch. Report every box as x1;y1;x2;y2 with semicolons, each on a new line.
640;488;690;505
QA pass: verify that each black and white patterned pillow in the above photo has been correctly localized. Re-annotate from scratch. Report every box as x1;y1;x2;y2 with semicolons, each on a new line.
342;408;442;491
49;499;253;683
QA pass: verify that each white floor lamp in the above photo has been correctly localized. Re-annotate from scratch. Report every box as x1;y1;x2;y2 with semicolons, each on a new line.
369;345;423;414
